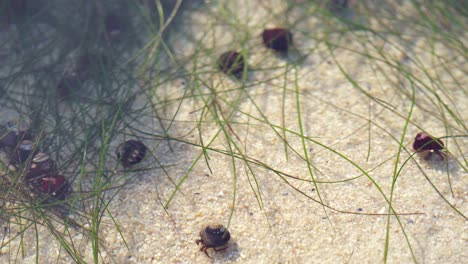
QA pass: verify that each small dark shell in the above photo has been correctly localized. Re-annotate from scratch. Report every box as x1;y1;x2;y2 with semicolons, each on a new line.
116;140;147;167
10;139;36;164
28;152;56;179
199;224;230;248
75;53;109;80
32;151;50;163
2;0;27;24
328;0;349;12
0;122;33;149
105;13;122;37
41;175;68;200
262;28;293;52
218;51;245;75
0;130;18;148
413;132;444;152
57;75;81;100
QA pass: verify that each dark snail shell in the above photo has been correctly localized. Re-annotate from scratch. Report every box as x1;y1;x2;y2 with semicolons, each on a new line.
75;54;92;78
218;51;245;75
0;130;18;149
0;122;33;149
1;0;27;24
200;224;230;248
10;139;36;165
262;28;293;52
56;75;81;100
75;53;109;80
413;132;445;160
27;152;57;180
41;175;68;200
116;140;147;167
328;0;349;12
413;132;444;152
196;224;230;258
105;13;122;37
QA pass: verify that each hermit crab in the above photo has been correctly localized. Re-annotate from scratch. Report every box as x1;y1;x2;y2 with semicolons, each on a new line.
328;0;349;12
196;224;231;259
218;51;245;75
262;28;293;52
41;175;69;200
413;132;446;160
10;139;36;165
105;12;123;38
27;152;57;179
0;121;33;150
116;140;147;168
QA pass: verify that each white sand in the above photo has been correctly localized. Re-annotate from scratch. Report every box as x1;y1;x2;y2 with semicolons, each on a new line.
0;1;466;263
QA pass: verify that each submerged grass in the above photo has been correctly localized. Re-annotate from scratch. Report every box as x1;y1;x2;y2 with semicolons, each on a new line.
0;0;466;263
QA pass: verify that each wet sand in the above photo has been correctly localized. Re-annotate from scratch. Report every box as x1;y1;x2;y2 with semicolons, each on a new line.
0;1;466;263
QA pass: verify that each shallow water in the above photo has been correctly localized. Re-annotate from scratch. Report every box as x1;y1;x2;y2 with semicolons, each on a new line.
0;1;466;263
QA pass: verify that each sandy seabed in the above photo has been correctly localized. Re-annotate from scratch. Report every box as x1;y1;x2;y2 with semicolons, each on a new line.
0;0;466;263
